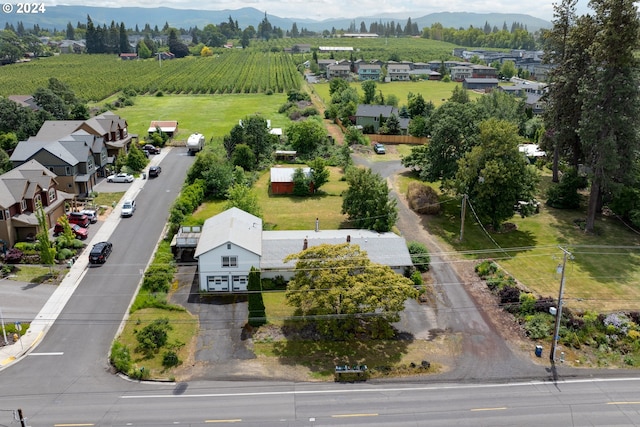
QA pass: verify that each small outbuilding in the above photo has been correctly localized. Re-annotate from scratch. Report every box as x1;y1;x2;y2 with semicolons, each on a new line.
270;167;311;195
148;120;178;137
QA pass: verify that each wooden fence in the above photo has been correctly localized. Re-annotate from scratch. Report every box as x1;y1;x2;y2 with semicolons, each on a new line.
334;118;428;145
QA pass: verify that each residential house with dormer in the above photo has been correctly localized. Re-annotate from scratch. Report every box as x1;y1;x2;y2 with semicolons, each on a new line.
0;160;73;247
193;208;413;293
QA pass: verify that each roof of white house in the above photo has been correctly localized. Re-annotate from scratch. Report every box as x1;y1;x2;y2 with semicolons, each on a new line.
518;144;546;157
194;207;262;258
261;229;413;272
270;167;311;183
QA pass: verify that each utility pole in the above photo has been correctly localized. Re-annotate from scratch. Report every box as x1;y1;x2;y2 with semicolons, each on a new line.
18;408;26;427
550;247;571;363
459;194;467;241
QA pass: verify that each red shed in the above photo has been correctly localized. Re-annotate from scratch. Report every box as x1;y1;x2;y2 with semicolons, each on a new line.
270;167;311;195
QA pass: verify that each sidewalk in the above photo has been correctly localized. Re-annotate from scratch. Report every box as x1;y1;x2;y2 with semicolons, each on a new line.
0;149;171;369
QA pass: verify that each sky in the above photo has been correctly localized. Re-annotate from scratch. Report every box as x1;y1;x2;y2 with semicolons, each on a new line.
50;0;593;23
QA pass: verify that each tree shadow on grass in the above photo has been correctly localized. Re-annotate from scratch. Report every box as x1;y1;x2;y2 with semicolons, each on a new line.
267;317;412;377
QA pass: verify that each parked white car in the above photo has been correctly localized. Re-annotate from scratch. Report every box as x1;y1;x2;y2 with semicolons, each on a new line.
121;199;136;217
80;209;98;223
107;173;134;183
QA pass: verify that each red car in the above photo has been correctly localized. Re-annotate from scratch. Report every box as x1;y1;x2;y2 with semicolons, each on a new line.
67;212;90;228
54;223;89;240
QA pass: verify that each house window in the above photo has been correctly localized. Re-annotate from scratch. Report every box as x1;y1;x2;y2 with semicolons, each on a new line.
0;210;4;220
227;243;231;250
87;157;94;169
34;194;41;206
20;199;27;212
222;256;238;268
48;188;56;203
4;210;8;219
65;166;71;175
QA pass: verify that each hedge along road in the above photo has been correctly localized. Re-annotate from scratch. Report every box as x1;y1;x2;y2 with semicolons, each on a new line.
356;153;578;382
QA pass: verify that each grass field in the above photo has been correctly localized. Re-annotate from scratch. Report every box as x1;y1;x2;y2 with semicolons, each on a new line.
395;170;640;313
117;93;289;141
310;80;482;109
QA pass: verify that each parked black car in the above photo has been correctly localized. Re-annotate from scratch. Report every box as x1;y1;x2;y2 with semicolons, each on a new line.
89;241;113;264
149;165;161;177
142;144;161;154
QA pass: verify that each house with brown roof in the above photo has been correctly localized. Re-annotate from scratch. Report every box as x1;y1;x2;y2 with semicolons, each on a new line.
0;160;73;247
8;95;40;111
148;120;178;137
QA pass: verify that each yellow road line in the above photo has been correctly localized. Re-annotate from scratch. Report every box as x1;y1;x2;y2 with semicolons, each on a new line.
608;402;640;405
0;356;15;366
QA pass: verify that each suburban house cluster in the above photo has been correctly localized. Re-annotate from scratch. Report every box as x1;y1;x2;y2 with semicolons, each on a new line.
0;160;74;247
0;110;134;247
10;111;133;197
172;208;413;293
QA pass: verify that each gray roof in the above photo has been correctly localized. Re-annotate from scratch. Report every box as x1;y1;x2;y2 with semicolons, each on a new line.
261;229;412;271
194;207;262;258
0;160;57;208
355;104;398;118
11;140;79;166
464;78;500;84
270;167;310;183
32;121;84;141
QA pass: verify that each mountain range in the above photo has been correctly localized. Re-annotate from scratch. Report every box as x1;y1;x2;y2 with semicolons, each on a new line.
2;6;551;34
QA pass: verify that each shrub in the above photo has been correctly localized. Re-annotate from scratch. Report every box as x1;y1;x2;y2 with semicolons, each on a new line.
135;318;172;356
519;292;536;316
56;248;75;260
410;270;423;286
14;242;37;254
546;168;586;209
474;260;498;278
524;313;553;339
407;241;430;272
162;350;181;368
5;248;23;264
406;182;441;215
110;341;132;373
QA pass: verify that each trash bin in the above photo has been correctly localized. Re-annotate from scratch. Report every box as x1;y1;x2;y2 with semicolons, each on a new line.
142;173;146;180
535;345;543;357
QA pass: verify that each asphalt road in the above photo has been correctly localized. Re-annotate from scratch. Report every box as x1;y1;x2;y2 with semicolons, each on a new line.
0;147;194;411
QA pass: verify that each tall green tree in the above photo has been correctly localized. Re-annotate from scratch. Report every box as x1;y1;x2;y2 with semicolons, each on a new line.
452;118;539;230
361;80;376;104
542;0;585;182
402;101;484;182
342;167;398;232
35;202;55;268
578;0;640;233
247;267;266;327
285;118;328;159
225;183;262;218
285;243;418;340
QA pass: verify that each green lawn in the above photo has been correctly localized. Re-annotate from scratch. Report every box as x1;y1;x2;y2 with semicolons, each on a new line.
395;168;640;313
256;166;348;230
310;80;481;109
116;93;289;142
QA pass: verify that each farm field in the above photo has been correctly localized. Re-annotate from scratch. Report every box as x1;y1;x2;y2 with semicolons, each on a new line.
252;36;465;63
0;51;301;101
310;80;481;108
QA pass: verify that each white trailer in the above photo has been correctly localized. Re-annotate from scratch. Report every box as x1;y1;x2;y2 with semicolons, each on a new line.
187;133;205;155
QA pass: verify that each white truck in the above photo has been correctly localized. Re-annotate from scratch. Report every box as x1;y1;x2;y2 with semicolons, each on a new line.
186;133;205;155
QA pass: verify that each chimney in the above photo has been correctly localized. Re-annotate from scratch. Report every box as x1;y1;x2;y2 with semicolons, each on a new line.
346;235;351;243
303;238;308;250
315;217;319;232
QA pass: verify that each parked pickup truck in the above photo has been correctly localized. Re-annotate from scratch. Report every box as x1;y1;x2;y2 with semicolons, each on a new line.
187;133;204;155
